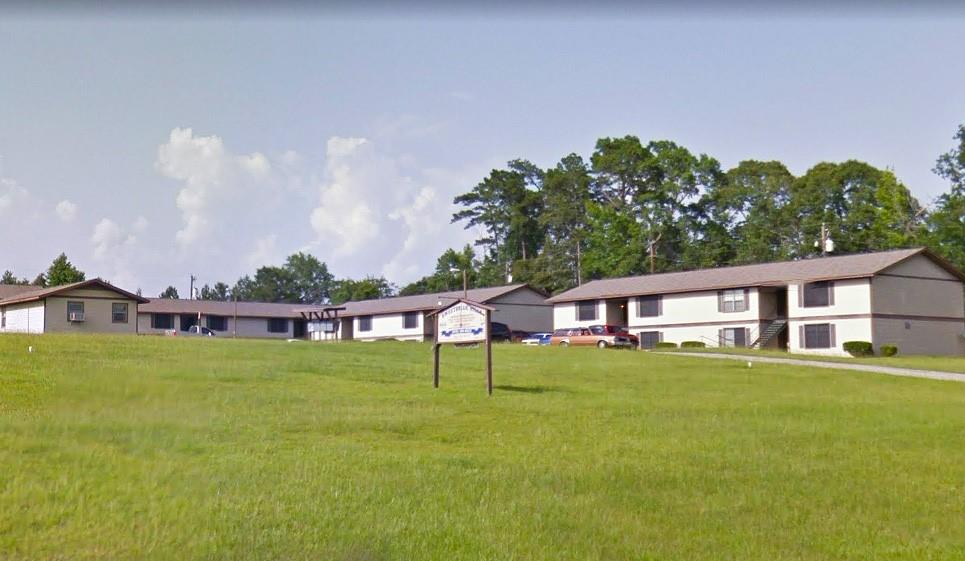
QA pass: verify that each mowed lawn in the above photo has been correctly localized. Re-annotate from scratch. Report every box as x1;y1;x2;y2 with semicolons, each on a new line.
1;335;963;560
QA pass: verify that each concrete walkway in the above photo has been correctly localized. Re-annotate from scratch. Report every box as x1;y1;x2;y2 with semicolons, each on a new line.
659;352;965;383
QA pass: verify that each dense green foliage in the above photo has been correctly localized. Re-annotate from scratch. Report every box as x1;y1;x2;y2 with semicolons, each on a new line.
43;253;85;287
654;342;678;348
1;335;963;560
158;285;179;299
681;341;707;348
843;341;874;357
436;126;964;295
0;270;28;285
881;344;899;357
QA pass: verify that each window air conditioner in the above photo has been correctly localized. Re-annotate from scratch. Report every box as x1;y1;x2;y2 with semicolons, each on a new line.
69;312;85;322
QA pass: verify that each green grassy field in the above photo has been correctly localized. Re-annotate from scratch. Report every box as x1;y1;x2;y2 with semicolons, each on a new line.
659;346;965;373
1;335;963;560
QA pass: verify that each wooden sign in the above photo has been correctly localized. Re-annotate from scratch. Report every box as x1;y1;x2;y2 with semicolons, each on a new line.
437;301;488;344
428;299;495;396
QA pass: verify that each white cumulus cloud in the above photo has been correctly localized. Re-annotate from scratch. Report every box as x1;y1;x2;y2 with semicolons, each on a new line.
155;127;278;249
55;199;78;222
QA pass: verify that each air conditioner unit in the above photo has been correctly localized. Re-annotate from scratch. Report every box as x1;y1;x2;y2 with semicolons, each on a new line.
68;312;85;322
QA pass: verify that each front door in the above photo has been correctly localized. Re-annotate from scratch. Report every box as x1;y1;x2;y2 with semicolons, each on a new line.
293;319;306;339
180;314;198;332
776;287;788;317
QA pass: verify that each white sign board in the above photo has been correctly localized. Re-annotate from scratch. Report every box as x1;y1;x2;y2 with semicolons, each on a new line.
437;302;488;344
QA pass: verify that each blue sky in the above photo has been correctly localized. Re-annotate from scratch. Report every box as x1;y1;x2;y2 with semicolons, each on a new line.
1;8;963;295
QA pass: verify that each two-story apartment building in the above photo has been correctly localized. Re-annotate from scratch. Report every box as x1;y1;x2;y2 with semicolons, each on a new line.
0;278;148;334
548;248;965;356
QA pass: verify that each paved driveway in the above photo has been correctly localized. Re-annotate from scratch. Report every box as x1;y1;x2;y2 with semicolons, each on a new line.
660;352;965;383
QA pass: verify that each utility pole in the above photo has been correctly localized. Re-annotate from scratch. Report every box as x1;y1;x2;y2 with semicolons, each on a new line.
647;232;662;274
189;274;197;300
462;268;468;299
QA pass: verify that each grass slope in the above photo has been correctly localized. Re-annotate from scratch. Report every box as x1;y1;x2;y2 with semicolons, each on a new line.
1;335;963;560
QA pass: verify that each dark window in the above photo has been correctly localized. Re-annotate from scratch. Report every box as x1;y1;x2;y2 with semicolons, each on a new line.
180;314;198;332
1;307;5;329
640;331;661;349
358;316;373;332
267;318;288;333
804;323;832;349
111;303;128;323
403;312;419;329
722;328;747;348
152;313;174;329
638;295;661;317
803;281;831;307
207;315;227;331
577;301;597;321
720;290;747;313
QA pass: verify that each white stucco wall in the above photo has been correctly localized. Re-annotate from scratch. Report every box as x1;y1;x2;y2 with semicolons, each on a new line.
553;300;608;329
634;321;761;348
1;301;45;334
788;278;871;318
788;317;873;356
352;312;425;342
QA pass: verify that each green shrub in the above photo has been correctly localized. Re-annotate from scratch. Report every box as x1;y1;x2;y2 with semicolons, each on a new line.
680;341;706;348
880;344;899;357
843;341;874;357
654;342;678;349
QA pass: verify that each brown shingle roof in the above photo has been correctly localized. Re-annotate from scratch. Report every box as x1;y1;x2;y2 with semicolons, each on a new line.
0;278;149;305
338;284;533;317
0;284;38;301
547;248;959;303
138;284;539;319
139;299;309;319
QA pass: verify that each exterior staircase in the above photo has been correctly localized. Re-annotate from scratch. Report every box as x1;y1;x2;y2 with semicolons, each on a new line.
750;319;787;349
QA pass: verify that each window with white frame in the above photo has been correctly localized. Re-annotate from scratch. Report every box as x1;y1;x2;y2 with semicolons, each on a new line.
577;300;597;321
67;301;84;319
111;303;128;323
719;289;747;313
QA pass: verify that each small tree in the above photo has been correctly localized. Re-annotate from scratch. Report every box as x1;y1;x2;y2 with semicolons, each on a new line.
159;286;180;299
1;270;28;285
45;253;86;287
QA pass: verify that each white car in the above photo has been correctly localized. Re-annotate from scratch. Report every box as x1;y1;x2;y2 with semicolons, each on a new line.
520;332;552;346
186;325;216;337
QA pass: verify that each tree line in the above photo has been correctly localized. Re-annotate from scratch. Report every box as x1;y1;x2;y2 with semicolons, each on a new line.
5;125;962;301
399;124;964;295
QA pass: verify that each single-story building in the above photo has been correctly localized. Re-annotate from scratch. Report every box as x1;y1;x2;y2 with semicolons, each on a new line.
0;278;148;334
335;283;552;342
137;299;323;339
547;248;965;356
135;283;552;342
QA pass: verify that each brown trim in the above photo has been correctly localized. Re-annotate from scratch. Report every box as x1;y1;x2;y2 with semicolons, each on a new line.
45;295;140;302
547;275;877;303
629;318;762;330
790;312;964;323
876;272;963;283
629;312;963;331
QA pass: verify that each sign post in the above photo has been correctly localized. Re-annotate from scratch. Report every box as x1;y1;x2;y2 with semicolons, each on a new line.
429;299;496;396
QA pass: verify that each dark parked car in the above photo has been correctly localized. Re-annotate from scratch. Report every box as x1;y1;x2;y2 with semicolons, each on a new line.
589;325;639;347
490;321;513;342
